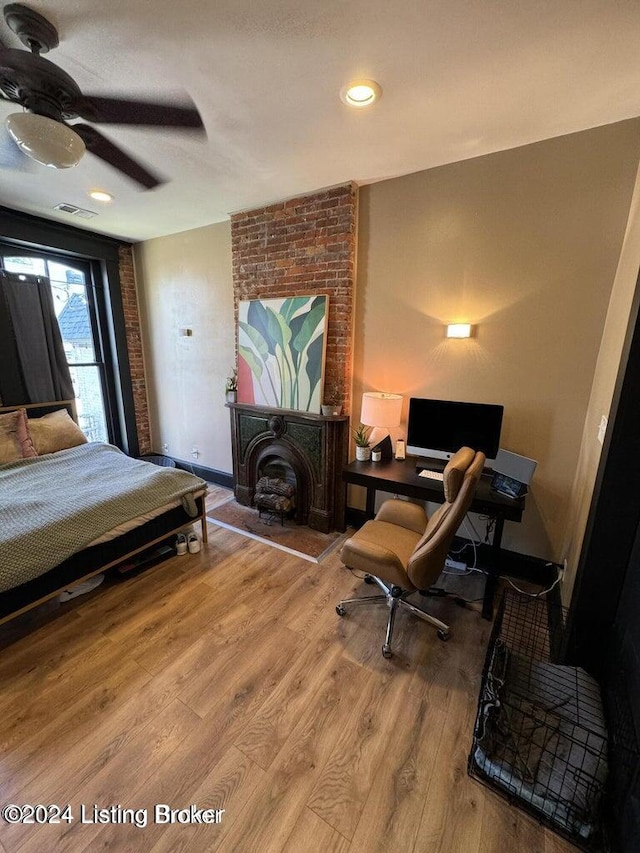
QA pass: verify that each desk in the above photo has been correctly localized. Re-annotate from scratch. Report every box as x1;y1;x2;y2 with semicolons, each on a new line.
342;457;525;619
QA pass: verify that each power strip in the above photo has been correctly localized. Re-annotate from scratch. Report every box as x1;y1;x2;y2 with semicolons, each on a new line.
444;558;467;572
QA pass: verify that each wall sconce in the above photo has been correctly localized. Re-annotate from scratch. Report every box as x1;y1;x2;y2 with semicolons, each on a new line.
361;392;403;460
446;323;473;338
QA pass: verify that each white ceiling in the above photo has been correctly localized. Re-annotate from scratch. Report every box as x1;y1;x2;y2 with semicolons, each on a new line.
0;0;639;243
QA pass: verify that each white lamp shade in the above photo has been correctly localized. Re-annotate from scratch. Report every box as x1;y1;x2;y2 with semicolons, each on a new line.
6;113;85;169
360;392;403;427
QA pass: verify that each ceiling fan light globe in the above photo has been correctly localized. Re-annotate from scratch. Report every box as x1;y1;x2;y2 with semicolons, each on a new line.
6;113;85;169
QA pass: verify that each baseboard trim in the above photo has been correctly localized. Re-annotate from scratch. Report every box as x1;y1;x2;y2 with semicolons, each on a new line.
346;507;368;528
495;547;559;585
173;458;234;489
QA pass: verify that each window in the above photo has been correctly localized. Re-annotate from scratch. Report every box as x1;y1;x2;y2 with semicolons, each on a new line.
1;247;113;443
0;208;139;455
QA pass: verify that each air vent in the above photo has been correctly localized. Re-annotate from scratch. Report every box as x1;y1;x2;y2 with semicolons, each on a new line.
54;202;97;219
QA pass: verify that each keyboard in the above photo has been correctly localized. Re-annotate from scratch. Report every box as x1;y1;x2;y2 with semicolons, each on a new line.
418;469;444;481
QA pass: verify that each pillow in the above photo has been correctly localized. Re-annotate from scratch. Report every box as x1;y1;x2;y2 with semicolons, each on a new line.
27;409;88;456
0;409;38;464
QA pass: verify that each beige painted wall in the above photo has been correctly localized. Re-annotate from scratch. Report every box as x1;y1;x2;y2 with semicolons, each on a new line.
354;120;640;560
133;221;234;474
561;161;640;603
131;118;640;569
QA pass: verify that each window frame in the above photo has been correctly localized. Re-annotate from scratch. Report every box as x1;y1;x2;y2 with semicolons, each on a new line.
0;206;139;455
1;247;121;445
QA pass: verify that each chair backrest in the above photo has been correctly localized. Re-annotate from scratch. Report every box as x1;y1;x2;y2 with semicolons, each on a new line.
407;446;486;590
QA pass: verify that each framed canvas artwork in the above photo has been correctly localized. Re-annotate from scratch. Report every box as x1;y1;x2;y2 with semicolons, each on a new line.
237;295;328;412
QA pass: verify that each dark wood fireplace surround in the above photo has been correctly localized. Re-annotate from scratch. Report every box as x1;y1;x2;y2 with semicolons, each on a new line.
228;402;348;533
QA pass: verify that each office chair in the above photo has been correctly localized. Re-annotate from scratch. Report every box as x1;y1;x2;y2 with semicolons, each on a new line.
337;446;486;657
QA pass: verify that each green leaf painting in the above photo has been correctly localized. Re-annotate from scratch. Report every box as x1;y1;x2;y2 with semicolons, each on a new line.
238;296;328;412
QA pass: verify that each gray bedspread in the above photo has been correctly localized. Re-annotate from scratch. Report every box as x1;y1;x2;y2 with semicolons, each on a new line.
0;443;207;593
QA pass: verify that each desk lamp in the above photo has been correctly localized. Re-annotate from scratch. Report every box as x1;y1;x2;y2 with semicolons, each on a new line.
360;392;403;460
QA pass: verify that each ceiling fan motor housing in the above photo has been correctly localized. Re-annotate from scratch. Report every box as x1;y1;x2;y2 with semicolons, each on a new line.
0;50;83;120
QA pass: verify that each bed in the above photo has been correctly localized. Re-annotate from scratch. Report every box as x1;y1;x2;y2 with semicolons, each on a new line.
0;400;208;625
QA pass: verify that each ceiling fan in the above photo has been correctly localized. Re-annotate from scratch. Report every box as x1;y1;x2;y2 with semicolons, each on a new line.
0;2;205;188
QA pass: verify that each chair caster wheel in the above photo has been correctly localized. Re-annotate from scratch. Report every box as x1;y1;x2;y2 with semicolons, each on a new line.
437;629;451;642
382;645;392;658
364;574;375;584
336;605;346;617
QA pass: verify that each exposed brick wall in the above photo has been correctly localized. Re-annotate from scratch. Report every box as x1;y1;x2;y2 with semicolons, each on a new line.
231;182;357;415
118;245;151;454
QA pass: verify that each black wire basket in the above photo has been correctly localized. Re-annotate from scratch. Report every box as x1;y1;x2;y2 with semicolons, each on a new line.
468;590;609;850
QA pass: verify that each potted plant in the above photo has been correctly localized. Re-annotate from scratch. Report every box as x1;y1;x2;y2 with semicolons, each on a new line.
225;367;238;403
352;423;372;461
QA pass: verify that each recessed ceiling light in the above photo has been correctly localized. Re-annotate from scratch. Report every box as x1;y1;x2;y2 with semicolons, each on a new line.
340;79;382;108
89;190;113;203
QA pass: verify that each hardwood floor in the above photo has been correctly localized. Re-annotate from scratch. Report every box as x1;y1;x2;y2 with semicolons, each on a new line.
0;487;579;852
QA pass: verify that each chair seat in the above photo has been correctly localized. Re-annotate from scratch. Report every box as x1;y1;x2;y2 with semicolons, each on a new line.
340;519;422;590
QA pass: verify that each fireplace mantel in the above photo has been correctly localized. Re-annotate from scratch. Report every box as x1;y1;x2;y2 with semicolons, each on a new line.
228;402;348;533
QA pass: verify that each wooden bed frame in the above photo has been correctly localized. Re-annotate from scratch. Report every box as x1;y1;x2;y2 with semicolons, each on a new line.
0;398;78;421
0;399;208;625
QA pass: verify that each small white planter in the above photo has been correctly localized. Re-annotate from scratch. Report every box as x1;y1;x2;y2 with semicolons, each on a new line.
226;390;237;404
355;446;371;461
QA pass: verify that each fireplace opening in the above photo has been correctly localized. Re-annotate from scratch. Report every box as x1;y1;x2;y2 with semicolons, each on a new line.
254;457;297;525
260;458;296;488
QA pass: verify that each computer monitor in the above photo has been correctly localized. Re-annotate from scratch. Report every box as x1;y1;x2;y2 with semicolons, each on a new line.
406;397;504;467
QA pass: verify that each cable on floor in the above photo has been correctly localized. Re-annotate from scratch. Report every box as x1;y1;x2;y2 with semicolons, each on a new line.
505;564;562;598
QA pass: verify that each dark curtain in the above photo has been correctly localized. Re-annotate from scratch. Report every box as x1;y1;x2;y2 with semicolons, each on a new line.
0;270;74;406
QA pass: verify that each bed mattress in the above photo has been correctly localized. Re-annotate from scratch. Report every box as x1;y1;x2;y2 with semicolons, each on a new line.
0;442;207;593
87;489;207;545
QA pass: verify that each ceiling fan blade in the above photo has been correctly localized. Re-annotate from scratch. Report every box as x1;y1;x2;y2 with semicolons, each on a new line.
73;94;204;130
72;124;163;189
